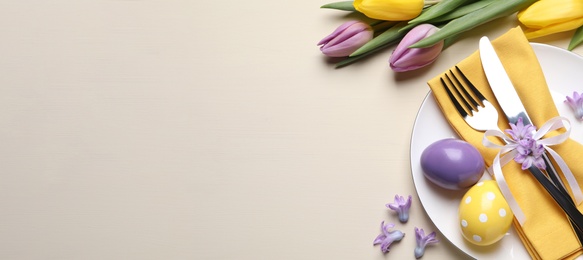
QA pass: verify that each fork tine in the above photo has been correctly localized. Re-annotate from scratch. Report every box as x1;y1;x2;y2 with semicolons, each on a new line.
444;71;475;115
454;66;485;107
441;66;500;132
440;76;468;118
449;69;479;109
445;71;475;113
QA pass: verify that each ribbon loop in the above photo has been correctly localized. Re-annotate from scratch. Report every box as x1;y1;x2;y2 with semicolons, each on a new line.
482;116;578;226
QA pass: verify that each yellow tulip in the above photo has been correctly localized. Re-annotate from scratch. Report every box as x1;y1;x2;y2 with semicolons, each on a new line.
518;0;583;39
353;0;424;21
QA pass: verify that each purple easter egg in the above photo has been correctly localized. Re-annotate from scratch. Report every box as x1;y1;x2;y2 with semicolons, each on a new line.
420;138;485;190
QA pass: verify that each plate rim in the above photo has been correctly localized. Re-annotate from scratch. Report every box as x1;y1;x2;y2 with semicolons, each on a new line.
409;42;583;259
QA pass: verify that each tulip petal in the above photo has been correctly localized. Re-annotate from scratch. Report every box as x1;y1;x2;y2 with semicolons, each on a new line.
318;21;374;57
325;23;367;46
392;24;438;60
390;41;444;72
389;24;444;72
322;30;374;57
518;0;583;29
524;17;583;39
317;21;359;46
354;0;423;21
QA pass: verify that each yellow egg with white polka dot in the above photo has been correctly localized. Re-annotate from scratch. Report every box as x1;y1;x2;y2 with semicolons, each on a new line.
458;180;513;246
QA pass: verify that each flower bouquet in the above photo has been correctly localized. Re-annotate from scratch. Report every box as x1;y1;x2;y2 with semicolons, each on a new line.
317;0;583;71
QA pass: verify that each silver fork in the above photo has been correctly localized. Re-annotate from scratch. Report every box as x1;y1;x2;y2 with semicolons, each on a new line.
441;66;583;238
440;66;499;132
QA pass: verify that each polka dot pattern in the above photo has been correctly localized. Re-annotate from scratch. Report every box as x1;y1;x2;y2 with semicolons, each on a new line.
486;192;495;200
459;180;513;246
499;208;506;217
473;235;482;242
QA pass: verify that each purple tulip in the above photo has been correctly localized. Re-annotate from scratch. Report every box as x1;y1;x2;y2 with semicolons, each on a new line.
318;21;373;57
389;24;444;72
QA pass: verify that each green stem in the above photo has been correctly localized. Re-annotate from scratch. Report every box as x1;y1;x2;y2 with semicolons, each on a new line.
320;1;355;11
335;40;400;68
410;0;473;25
350;22;409;57
410;0;537;48
371;21;398;33
424;0;443;5
569;25;583;51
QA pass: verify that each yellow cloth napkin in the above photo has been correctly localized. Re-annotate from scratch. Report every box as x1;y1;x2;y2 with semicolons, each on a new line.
427;27;583;260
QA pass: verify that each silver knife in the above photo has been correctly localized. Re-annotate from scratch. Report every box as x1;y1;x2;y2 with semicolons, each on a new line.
479;37;533;126
478;36;583;236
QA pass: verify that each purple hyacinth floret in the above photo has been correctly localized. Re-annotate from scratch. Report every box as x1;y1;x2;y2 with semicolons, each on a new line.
386;194;412;223
565;91;583;121
504;117;535;141
414;227;439;259
515;138;545;170
373;221;405;254
505;117;546;170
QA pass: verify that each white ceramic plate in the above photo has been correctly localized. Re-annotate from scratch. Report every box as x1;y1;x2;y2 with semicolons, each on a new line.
410;43;583;259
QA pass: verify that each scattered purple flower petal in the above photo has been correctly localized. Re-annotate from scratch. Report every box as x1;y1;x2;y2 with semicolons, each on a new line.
373;221;405;253
386;194;412;223
414;227;439;259
565;91;583;121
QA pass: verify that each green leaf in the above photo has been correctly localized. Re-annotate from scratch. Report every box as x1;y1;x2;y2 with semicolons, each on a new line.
408;0;473;25
350;22;409;57
409;0;538;48
398;9;431;32
400;0;495;33
443;33;461;49
371;21;398;33
569;25;583;51
335;40;401;68
430;0;497;23
320;1;355;11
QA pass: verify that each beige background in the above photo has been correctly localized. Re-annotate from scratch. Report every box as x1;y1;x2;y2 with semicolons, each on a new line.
0;1;581;259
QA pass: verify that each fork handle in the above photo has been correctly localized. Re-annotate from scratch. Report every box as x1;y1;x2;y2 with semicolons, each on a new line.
529;165;583;234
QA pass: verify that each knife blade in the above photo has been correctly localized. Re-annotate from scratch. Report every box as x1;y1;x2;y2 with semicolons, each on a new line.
478;36;583;236
479;37;533;126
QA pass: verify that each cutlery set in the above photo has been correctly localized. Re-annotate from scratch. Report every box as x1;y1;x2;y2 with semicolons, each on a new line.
442;36;583;243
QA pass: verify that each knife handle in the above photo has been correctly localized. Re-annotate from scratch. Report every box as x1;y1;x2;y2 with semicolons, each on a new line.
542;154;583;244
529;165;583;234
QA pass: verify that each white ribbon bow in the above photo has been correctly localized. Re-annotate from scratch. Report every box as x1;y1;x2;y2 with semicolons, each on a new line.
482;116;580;225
